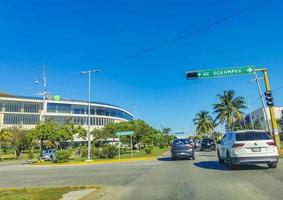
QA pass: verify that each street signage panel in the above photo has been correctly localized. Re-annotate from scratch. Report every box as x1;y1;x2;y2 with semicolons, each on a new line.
174;132;185;135
186;66;255;79
116;131;134;136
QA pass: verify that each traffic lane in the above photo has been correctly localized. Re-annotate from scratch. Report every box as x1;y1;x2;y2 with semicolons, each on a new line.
100;151;283;200
184;151;283;200
0;160;159;188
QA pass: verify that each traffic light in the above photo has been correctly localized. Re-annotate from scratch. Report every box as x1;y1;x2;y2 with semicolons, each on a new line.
265;91;274;106
186;72;199;79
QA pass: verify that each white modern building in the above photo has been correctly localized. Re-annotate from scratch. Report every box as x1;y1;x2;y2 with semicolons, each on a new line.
0;92;133;132
247;106;283;131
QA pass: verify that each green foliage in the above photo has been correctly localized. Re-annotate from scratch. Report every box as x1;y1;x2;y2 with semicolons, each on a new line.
0;127;29;157
55;149;72;163
193;111;216;136
213;90;246;130
144;146;153;154
29;119;85;150
27;150;34;159
100;145;118;158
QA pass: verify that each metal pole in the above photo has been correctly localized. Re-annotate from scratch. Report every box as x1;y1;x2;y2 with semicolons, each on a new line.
253;73;271;132
131;135;133;158
262;69;281;149
87;71;91;160
118;135;120;159
245;96;254;130
40;65;47;157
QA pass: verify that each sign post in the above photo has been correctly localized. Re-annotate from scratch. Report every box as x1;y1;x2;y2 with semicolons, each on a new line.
116;131;134;159
186;66;255;79
186;66;280;149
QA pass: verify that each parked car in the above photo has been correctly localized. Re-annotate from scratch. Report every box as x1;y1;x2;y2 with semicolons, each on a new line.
171;139;195;160
40;149;56;161
200;139;215;151
217;130;279;169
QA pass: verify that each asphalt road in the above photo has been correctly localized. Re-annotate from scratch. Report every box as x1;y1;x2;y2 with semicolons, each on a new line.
1;151;283;200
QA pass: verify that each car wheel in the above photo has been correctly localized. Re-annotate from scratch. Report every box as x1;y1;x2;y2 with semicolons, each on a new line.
226;152;234;169
217;151;224;164
192;156;195;160
268;162;277;168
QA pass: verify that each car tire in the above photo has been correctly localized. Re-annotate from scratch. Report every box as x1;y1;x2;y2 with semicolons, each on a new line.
217;151;224;164
268;162;277;168
226;152;234;169
192;156;195;160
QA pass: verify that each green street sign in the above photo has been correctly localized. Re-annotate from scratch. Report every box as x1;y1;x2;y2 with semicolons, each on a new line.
186;66;255;79
116;131;134;136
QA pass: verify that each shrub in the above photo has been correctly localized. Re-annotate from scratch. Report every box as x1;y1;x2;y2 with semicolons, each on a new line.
144;146;153;154
100;145;118;158
81;146;100;158
55;149;72;163
159;144;165;149
27;151;34;159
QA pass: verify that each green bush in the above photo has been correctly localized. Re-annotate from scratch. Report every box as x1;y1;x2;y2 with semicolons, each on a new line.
144;146;153;154
100;145;118;158
81;146;100;158
55;149;72;163
27;151;34;159
159;144;166;149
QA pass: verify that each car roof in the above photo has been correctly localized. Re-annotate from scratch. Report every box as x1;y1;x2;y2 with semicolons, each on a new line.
234;130;266;133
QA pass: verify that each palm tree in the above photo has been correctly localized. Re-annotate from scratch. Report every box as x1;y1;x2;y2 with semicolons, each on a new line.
193;111;216;136
213;90;246;130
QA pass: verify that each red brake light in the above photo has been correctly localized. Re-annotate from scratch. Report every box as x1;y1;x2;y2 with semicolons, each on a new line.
188;144;193;149
266;141;276;146
232;143;244;148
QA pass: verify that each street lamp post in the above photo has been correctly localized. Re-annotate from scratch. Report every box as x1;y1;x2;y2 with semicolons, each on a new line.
35;65;48;157
80;69;100;161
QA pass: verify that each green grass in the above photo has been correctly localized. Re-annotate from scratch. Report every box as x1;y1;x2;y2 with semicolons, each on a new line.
117;146;169;159
0;186;97;200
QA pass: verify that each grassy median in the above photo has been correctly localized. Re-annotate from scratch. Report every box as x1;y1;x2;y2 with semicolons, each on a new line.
0;186;98;200
34;147;169;166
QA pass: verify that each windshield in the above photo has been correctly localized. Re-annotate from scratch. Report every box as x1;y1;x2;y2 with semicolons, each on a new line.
173;139;190;145
236;132;271;141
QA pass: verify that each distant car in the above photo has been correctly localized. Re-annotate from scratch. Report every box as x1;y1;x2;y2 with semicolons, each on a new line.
171;139;195;160
217;130;279;169
200;139;215;151
40;149;56;161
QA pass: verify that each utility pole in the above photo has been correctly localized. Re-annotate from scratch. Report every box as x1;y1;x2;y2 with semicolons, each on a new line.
80;68;101;161
35;65;48;157
245;96;254;130
251;73;271;132
260;69;280;149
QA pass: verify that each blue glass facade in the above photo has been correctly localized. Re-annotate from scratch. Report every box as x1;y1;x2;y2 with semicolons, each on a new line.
0;97;133;127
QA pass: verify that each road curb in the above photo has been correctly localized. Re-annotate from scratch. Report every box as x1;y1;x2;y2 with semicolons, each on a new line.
32;156;159;167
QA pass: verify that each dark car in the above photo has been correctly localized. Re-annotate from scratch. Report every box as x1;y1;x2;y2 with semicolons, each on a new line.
200;139;215;151
171;139;195;160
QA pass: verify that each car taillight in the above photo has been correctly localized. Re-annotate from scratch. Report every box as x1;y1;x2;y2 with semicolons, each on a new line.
266;141;276;146
232;143;244;148
188;144;193;149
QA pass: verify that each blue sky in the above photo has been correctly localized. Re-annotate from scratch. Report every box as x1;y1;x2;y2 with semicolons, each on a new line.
1;0;283;133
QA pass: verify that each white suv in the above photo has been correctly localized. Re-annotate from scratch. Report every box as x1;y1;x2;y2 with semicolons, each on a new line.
217;130;279;169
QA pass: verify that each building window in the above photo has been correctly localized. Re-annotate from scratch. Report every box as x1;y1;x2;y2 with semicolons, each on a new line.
3;114;40;125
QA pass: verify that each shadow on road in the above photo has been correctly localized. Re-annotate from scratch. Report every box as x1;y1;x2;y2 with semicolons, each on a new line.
193;161;268;171
158;157;195;162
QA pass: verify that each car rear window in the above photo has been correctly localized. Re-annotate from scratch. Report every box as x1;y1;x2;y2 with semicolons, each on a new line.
236;132;271;141
173;139;190;145
202;139;213;143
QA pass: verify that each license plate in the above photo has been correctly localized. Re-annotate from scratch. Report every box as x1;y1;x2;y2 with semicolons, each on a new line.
207;143;210;146
252;147;261;152
179;152;185;155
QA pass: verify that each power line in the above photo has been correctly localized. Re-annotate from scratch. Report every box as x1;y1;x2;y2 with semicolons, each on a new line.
115;0;273;63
